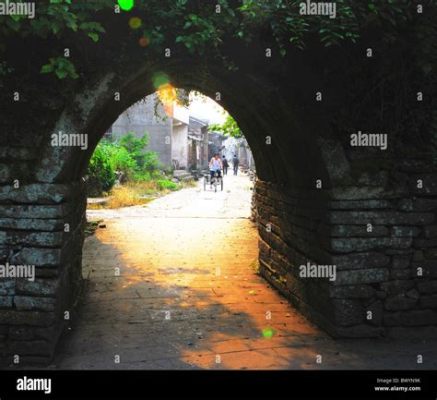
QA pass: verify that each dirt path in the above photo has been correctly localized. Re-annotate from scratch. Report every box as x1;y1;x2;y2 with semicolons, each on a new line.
54;174;437;369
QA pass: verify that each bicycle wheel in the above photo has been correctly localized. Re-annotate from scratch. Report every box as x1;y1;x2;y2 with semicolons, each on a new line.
220;177;223;191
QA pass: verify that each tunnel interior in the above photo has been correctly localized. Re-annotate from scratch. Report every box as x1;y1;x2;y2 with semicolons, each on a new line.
0;6;436;366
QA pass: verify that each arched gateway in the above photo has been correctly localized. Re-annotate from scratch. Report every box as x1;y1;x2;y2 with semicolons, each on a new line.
0;2;436;365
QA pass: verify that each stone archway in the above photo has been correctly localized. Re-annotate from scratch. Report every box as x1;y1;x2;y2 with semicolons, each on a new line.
1;12;436;366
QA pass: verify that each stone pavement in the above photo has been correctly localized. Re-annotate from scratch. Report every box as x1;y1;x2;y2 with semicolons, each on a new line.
52;174;437;369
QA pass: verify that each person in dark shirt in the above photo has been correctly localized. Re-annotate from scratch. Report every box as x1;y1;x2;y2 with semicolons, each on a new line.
232;154;239;175
222;155;229;175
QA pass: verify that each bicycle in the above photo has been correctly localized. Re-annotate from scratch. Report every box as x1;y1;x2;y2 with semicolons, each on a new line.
204;171;223;192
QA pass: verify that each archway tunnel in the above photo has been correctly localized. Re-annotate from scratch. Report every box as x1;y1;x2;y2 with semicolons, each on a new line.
0;2;436;366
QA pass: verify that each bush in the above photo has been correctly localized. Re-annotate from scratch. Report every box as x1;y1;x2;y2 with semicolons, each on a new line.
87;133;162;195
87;142;116;196
156;179;178;191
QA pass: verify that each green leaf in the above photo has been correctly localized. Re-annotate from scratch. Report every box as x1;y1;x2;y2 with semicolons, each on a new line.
87;32;99;42
41;64;54;74
55;69;68;79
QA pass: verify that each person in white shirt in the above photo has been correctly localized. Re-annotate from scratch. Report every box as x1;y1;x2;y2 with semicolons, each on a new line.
209;153;223;181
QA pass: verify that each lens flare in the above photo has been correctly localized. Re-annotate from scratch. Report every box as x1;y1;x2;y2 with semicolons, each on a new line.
157;83;177;116
139;36;150;47
262;327;275;339
152;72;170;89
118;0;134;11
129;17;142;29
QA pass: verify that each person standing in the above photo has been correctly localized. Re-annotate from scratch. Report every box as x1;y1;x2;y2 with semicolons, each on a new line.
232;154;239;175
222;155;229;175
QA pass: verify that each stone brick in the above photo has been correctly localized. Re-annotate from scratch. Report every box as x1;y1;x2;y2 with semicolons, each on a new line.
0;310;55;326
15;279;59;296
0;204;71;219
424;226;437;239
399;198;437;212
14;296;56;311
330;199;393;209
384;310;437;326
0;280;16;295
380;280;415;295
334;324;384;338
332;252;390;270
331;237;412;253
391;226;421;237
392;255;412;269
0;183;75;204
385;294;417;311
420;295;437;309
329;211;434;225
0;296;13;308
414;238;437;248
11;248;61;267
366;300;383;326
390;269;413;280
335;268;388;285
329;285;375;299
417;281;437;294
9;340;53;356
331;225;388;237
0;218;64;231
8;326;35;340
333;299;364;326
4;232;63;247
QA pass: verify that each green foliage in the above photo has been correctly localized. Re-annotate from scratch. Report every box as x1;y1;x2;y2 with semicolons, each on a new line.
156;179;178;191
210;115;243;138
87;132;162;195
87;141;117;195
41;57;78;79
0;0;425;81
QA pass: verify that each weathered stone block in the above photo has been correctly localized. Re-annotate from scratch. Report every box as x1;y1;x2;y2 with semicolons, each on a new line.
14;296;56;311
329;284;376;299
380;280;415;295
331;225;388;237
8;326;35;340
329;211;434;225
333;299;364;326
384;310;437;326
331;237;412;253
334;324;384;338
5;232;63;247
392;255;412;269
0;280;15;295
335;268;388;285
385;294;417;311
11;248;61;267
0;310;55;326
391;226;421;237
417;281;437;294
424;226;437;239
0;183;76;204
330;199;393;209
332;252;390;270
9;340;53;356
420;295;437;309
0;296;13;308
16;279;59;296
366;300;383;326
0;218;64;231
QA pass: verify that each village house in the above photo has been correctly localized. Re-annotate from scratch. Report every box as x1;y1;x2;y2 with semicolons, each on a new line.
106;93;209;173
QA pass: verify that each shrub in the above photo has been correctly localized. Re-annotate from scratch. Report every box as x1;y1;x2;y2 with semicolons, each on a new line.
87;142;116;196
87;132;162;195
156;179;178;191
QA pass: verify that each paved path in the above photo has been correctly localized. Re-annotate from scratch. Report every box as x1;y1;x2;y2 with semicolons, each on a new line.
54;174;437;369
